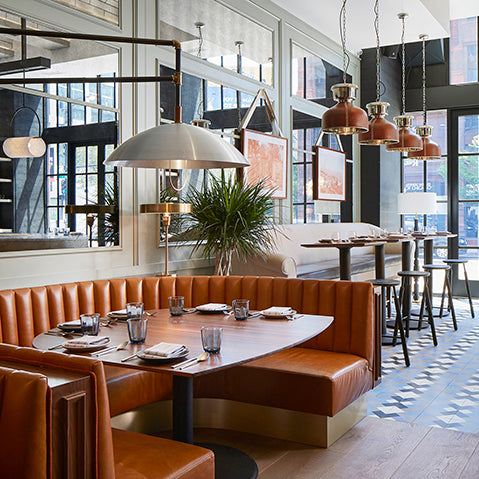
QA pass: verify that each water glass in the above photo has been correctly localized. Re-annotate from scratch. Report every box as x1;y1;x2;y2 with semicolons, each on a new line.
168;296;184;316
331;232;340;243
126;302;144;320
127;317;148;344
80;313;100;336
201;326;222;354
232;299;249;321
348;231;357;240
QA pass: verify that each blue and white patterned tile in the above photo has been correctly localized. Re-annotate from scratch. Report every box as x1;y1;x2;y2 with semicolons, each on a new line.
368;297;479;433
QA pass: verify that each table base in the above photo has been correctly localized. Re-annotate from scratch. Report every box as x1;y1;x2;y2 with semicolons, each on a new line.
410;306;450;319
197;443;258;479
386;318;430;331
381;333;403;346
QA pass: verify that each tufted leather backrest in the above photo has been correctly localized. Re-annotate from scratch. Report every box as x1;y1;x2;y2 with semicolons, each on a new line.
0;364;50;478
176;276;374;368
0;276;374;367
0;343;115;479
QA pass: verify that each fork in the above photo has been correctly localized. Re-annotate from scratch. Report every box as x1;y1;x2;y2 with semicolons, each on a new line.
93;340;129;357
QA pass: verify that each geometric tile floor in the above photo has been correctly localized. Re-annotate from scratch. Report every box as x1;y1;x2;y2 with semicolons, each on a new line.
368;297;479;433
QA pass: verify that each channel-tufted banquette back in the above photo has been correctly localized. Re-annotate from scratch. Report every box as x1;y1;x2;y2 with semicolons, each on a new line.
0;276;374;367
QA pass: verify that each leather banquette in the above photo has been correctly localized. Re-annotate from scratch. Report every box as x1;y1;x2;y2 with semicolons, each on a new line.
0;343;214;479
0;275;377;422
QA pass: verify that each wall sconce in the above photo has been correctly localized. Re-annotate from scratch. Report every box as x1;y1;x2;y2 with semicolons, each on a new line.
3;106;46;158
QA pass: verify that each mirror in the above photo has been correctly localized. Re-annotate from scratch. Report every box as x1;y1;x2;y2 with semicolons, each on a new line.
0;10;119;251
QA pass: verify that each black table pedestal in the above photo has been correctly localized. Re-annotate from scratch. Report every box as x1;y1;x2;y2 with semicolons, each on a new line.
173;376;259;479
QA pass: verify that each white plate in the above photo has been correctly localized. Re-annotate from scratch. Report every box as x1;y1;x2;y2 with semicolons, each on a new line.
62;338;111;352
260;309;297;319
196;304;230;314
137;349;189;362
58;320;82;332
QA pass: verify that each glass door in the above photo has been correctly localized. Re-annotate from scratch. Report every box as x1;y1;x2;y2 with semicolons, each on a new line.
450;109;479;296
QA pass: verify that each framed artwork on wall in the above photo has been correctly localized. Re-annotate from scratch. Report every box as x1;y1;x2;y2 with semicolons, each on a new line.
241;129;288;199
313;146;346;201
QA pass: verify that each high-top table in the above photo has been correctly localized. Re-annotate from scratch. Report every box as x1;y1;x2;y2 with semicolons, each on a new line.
301;239;387;280
33;310;333;479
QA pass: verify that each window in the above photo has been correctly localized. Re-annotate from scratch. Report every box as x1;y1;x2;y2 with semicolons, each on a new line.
159;0;273;85
291;44;326;100
450;17;478;85
50;0;119;25
402;110;448;234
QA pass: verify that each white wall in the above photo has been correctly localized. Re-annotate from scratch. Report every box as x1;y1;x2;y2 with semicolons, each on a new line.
0;0;359;289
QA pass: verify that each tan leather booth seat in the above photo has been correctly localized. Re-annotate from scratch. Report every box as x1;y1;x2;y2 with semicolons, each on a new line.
0;343;214;479
191;278;376;417
0;277;177;416
0;275;376;422
0;365;50;478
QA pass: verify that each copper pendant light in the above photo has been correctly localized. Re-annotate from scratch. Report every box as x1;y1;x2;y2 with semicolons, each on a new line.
321;0;368;135
359;0;398;145
407;34;441;160
386;14;422;152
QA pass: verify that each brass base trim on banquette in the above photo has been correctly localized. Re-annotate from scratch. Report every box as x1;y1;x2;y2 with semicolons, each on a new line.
111;396;367;448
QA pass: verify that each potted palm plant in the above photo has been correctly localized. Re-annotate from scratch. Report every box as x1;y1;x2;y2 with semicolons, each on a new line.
182;173;278;276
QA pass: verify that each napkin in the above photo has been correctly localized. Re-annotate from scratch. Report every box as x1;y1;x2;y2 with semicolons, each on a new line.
64;336;110;347
144;342;187;357
108;309;127;315
261;306;293;316
196;303;228;311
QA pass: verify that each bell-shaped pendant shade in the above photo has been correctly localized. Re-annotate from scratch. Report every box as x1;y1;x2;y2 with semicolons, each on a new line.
104;122;250;170
358;102;399;145
321;84;369;135
386;115;422;152
3;136;46;158
407;125;441;160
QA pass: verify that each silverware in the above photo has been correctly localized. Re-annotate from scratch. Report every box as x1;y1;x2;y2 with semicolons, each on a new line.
48;343;65;350
176;352;209;370
93;340;129;357
183;308;196;314
121;350;142;362
171;355;198;369
45;331;82;337
287;314;304;321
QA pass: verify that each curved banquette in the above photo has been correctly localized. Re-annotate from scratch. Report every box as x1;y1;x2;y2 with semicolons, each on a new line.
0;343;214;479
0;275;378;447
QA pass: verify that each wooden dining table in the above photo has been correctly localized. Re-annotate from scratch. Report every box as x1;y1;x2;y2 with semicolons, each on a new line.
33;309;333;479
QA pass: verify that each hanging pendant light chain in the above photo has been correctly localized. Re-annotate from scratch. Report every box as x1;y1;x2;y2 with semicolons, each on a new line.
401;15;406;115
340;0;347;83
422;34;427;125
374;0;380;102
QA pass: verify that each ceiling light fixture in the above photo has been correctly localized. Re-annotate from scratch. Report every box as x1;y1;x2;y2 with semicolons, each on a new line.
358;0;398;145
386;13;422;152
321;0;368;135
0;26;250;170
407;34;441;160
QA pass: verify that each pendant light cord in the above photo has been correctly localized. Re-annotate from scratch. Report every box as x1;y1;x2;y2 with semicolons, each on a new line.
401;15;406;115
374;0;380;102
340;0;349;83
421;34;427;126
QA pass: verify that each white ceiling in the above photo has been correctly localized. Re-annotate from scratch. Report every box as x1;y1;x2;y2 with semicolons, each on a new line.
270;0;479;53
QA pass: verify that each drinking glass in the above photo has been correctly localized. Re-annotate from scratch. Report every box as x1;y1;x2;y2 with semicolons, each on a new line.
127;317;148;344
201;327;222;353
232;299;249;321
168;296;184;316
126;302;144;320
80;313;100;336
348;231;357;240
331;232;340;243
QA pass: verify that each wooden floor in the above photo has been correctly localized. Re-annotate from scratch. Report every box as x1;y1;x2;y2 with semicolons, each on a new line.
194;417;479;478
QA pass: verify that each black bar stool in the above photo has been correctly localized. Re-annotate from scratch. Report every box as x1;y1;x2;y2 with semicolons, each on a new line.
423;264;458;331
442;259;475;318
372;279;410;367
397;271;438;346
